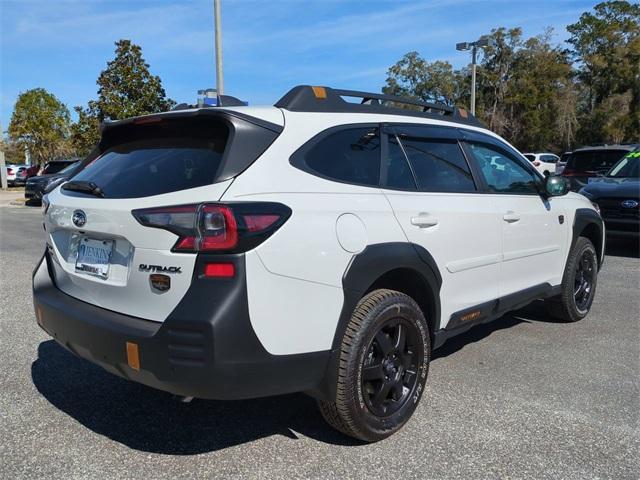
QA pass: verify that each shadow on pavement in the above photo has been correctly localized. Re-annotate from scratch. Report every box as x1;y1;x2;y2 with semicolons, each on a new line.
433;299;561;360
31;299;564;453
32;340;361;454
605;237;639;259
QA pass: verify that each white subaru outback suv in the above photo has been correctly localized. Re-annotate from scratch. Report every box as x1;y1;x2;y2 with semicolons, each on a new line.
33;86;604;442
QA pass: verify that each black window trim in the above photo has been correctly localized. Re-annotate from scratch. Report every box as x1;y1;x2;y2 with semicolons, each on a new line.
289;121;546;197
289;123;383;189
380;123;480;194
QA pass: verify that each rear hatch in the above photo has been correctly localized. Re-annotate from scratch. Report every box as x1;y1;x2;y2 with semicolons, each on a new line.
563;148;628;188
43;109;282;322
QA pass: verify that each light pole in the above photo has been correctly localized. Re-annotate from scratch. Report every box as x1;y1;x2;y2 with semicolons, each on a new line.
456;37;489;116
214;0;224;95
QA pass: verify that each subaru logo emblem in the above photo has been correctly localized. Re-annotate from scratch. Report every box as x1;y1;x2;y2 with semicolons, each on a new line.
621;199;638;209
72;210;87;227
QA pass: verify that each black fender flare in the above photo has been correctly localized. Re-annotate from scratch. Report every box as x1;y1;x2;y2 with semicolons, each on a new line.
311;242;441;400
572;208;604;268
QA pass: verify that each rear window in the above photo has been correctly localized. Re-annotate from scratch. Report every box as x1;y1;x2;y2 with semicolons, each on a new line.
567;149;628;174
524;154;536;162
398;136;476;192
43;162;73;174
69;120;229;199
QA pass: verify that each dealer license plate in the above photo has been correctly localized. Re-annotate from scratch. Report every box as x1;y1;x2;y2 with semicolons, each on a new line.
75;238;113;279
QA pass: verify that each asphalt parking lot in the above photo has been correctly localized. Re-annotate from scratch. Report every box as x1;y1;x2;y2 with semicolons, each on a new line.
1;204;638;479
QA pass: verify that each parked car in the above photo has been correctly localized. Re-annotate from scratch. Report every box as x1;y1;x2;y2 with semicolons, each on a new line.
562;145;637;191
38;159;79;176
579;149;640;238
33;85;604;442
556;151;572;175
5;164;19;185
523;152;559;176
12;165;39;186
25;160;83;204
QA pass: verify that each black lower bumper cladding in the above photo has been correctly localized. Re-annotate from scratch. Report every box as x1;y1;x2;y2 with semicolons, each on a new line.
32;251;330;400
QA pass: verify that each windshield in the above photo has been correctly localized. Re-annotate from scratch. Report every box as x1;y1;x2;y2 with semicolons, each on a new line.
607;153;639;178
566;149;628;174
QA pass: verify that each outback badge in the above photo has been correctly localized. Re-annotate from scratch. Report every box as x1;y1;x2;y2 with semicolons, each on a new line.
149;274;171;293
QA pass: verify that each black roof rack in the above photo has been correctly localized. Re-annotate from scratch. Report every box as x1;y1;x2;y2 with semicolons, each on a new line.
274;85;483;127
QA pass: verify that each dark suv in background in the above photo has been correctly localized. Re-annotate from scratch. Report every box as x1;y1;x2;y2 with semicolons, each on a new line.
25;159;82;204
579;149;640;238
562;145;638;191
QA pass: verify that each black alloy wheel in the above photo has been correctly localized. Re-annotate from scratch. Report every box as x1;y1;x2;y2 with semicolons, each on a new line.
361;318;423;417
574;249;596;314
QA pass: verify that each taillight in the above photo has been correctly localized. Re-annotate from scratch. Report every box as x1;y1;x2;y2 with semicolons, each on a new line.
132;202;291;253
533;161;541;166
7;168;13;174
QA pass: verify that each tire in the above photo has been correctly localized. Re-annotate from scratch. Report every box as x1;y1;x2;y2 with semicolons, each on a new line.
545;236;598;322
318;289;430;442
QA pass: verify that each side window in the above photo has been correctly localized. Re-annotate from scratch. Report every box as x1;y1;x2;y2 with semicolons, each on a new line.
298;127;380;187
468;142;539;194
384;134;416;190
541;154;558;163
397;135;476;192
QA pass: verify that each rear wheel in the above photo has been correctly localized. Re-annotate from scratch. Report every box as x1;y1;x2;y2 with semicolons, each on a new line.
318;289;430;442
545;236;598;322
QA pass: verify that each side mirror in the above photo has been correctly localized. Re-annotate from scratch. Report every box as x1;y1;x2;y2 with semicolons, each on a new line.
545;175;570;196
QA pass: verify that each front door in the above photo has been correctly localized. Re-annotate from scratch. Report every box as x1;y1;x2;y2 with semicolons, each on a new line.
464;141;567;297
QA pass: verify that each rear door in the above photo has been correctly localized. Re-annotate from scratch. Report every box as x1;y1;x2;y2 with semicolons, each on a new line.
43;111;280;322
380;125;501;327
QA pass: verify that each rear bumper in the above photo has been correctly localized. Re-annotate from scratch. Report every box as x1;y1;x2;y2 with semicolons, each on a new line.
33;252;330;400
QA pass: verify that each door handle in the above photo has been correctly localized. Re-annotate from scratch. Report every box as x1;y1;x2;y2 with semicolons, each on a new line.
503;211;521;223
411;214;438;228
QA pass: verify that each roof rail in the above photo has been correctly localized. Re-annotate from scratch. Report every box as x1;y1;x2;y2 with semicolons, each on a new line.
274;85;483;127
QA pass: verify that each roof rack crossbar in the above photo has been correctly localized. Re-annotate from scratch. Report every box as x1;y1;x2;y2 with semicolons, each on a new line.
274;85;481;127
330;88;454;115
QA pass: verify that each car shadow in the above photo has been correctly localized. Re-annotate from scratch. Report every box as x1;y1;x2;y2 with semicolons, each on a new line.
433;299;559;360
605;237;639;259
31;340;361;454
30;300;561;454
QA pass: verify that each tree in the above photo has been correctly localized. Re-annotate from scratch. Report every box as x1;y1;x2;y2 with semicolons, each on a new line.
70;106;101;157
567;1;640;143
384;28;576;152
8;88;72;165
71;39;175;155
383;52;466;105
0;137;26;165
476;27;523;137
507;30;576;151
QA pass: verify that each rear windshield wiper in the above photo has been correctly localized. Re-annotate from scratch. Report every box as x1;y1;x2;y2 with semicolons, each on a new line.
61;180;105;198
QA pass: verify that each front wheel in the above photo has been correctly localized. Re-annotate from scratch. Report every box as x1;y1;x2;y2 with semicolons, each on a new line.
318;289;430;442
545;236;598;322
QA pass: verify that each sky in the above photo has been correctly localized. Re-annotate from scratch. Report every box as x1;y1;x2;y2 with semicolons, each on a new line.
0;0;598;130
